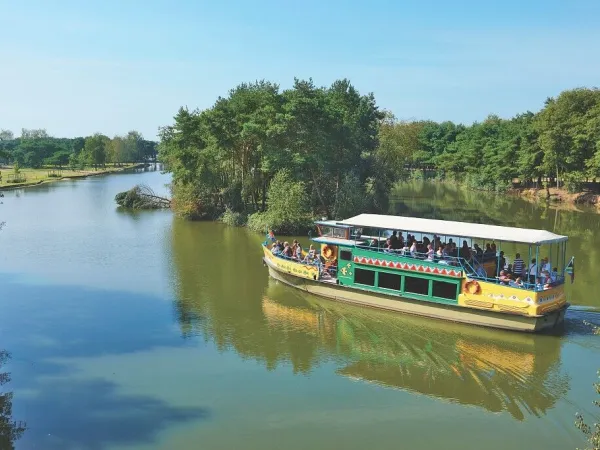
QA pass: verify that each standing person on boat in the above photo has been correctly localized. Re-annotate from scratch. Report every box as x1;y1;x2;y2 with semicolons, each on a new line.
498;251;506;275
512;253;524;278
390;231;399;249
528;259;538;284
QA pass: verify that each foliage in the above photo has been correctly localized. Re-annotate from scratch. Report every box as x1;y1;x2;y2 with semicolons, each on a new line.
115;184;170;209
220;207;247;227
247;169;313;234
575;369;599;450
0;128;158;170
379;88;600;192
160;78;386;233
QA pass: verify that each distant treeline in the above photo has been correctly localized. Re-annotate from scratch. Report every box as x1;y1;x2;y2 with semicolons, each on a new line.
159;81;600;232
379;87;600;192
0;129;158;169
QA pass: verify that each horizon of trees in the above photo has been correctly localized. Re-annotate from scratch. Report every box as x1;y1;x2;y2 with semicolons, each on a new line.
159;80;600;231
380;87;600;193
0;128;158;170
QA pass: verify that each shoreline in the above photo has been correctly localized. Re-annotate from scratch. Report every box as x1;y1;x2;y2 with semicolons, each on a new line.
0;163;148;191
507;186;600;211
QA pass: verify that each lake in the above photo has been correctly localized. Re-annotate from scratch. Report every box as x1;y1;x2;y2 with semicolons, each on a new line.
0;169;598;450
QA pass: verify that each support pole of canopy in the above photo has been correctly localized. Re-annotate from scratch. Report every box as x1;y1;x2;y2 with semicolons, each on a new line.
528;244;532;288
497;241;501;276
535;245;540;285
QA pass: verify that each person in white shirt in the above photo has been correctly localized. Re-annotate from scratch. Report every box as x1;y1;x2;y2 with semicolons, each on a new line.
528;258;538;284
541;256;551;273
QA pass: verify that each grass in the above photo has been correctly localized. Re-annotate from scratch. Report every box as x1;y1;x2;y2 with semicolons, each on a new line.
0;164;142;189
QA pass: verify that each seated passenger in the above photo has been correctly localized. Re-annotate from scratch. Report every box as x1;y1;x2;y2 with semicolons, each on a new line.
509;277;524;288
271;242;280;254
425;244;434;261
294;242;303;260
282;242;293;258
473;244;483;258
407;239;416;257
498;270;511;285
436;245;444;260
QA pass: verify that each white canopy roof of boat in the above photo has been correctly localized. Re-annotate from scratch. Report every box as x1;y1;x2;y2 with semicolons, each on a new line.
337;214;568;245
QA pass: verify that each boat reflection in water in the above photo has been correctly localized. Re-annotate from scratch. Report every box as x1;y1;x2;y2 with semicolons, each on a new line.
262;280;569;421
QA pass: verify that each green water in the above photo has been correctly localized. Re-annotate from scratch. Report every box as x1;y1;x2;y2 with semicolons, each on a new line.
0;172;598;450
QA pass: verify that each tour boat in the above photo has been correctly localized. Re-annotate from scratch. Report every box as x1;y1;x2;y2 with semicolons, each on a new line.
261;214;573;333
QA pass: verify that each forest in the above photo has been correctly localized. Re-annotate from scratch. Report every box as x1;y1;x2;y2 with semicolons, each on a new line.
0;129;158;170
156;82;600;232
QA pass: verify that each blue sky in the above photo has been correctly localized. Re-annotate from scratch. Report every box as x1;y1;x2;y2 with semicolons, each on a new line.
1;0;599;140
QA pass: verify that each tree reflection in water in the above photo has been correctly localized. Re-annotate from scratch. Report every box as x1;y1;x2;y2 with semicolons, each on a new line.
0;350;26;449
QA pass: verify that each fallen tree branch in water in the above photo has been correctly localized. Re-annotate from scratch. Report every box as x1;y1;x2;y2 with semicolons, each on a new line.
115;184;171;209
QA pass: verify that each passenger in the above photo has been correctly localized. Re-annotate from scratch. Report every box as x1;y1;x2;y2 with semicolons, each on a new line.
512;253;524;278
509;277;524;288
528;259;537;284
271;242;280;255
535;276;545;290
383;238;393;253
451;242;458;258
390;231;399;249
498;270;511;285
409;239;417;257
370;238;378;248
283;242;293;258
423;236;430;247
484;244;494;261
442;243;451;258
498;251;506;272
459;240;471;261
473;244;483;258
541;257;551;273
304;245;317;263
425;244;434;261
294;242;303;260
491;243;497;254
436;245;444;260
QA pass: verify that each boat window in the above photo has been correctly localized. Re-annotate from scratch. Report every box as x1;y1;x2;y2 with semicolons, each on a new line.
432;280;457;300
378;272;401;291
354;268;376;286
321;226;347;238
340;250;352;261
404;276;429;296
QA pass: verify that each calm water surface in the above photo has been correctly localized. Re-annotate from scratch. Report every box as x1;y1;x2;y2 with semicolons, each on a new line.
0;172;598;450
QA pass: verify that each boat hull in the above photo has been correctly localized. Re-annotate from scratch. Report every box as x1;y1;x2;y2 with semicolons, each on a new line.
264;259;567;333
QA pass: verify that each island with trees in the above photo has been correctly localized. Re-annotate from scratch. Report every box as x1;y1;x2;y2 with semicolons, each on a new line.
157;79;600;232
0;129;158;189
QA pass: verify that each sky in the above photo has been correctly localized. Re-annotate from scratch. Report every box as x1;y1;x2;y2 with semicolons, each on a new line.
1;0;599;140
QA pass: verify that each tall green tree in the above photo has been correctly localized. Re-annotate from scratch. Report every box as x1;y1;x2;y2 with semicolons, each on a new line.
82;133;109;169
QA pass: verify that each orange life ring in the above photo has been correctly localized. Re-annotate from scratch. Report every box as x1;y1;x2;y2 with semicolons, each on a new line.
464;280;481;295
322;245;335;260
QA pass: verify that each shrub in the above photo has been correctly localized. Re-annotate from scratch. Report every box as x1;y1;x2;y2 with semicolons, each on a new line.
247;169;313;235
220;207;247;227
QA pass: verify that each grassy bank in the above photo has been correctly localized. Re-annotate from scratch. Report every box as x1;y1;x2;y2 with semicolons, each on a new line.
0;163;145;190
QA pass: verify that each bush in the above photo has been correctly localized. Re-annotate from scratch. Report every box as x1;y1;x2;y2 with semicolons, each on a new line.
170;182;212;219
564;172;585;194
247;169;313;235
220;207;247;227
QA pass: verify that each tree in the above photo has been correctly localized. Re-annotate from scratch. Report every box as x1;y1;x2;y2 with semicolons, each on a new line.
0;130;13;141
82;133;108;169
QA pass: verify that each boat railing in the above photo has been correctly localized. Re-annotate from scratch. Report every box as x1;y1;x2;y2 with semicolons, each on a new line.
355;245;564;292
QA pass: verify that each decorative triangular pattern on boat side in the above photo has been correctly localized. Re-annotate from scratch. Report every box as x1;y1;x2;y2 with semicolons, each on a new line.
352;255;462;278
